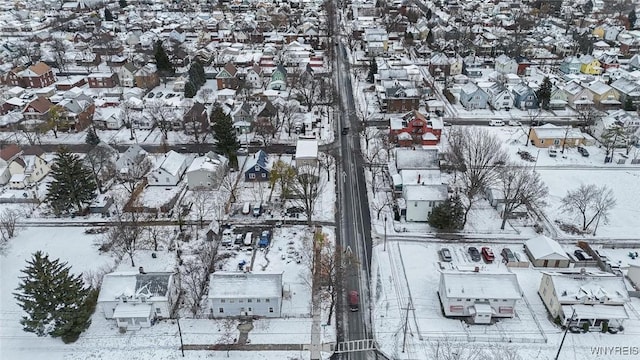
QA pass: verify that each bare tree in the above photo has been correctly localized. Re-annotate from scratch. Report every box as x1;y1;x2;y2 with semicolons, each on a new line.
50;38;68;71
575;105;603;132
290;69;322;112
199;87;214;104
0;209;19;244
85;143;117;194
180;243;217;316
446;127;508;225
497;165;548;230
290;164;326;226
18;123;45;146
370;192;393;220
145;100;173;140
217;318;237;357
102;199;144;267
117;153;152;193
278;100;302;136
190;189;213;229
561;184;617;233
145;221;169;252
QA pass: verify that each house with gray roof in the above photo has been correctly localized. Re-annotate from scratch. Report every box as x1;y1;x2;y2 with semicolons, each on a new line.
511;83;538;110
610;78;640;108
147;150;190;186
208;272;283;318
459;83;488;110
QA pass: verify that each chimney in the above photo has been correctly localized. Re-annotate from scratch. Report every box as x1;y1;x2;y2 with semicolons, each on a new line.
139;266;146;274
474;266;480;272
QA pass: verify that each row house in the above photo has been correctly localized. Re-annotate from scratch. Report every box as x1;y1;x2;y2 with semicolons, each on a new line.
485;83;514;110
216;62;239;90
511;83;538;110
56;98;95;132
610;78;640;108
88;73;119;88
562;81;594;109
586;81;621;110
459;83;488;110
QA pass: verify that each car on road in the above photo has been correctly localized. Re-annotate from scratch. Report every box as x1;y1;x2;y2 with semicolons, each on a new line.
481;247;495;262
468;247;481;262
259;230;271;248
488;120;505;126
348;290;359;312
577;146;589;157
508;120;522;126
530;120;546;126
439;248;452;262
443;121;452;127
342;127;349;135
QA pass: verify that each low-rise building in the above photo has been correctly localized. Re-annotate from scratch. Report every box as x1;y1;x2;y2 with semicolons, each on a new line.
208;272;283;318
524;235;571;268
147;150;189;186
185;151;228;189
528;124;587;148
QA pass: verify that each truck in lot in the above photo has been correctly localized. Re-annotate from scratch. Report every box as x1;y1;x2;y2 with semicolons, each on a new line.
348;290;359;312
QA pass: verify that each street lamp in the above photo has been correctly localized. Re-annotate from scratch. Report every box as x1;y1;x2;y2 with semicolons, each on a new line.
383;216;388;251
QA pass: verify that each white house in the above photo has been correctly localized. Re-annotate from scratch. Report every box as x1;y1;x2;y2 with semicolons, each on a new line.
524;235;571;268
185;151;229;189
538;271;629;329
438;271;522;324
98;271;178;330
294;139;318;168
147;150;190;186
7;146;50;189
208;272;283;318
494;54;518;74
401;184;448;222
116;144;148;172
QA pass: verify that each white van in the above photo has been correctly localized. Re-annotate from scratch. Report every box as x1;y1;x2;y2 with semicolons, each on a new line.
252;202;262;217
242;202;251;215
488;119;505;127
548;146;558;158
243;232;253;247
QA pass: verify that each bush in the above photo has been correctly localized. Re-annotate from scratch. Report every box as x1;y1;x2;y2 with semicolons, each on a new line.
602;322;609;333
582;322;590;332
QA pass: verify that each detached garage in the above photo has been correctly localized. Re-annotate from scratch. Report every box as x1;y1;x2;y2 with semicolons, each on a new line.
524;235;570;268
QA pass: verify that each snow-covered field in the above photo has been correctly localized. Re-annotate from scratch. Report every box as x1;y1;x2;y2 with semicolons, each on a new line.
370;241;640;360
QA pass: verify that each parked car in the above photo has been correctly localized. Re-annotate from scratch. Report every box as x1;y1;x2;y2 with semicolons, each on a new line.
221;229;233;246
508;120;522;126
489;119;505;126
501;248;516;263
439;248;452;262
348;290;359;312
234;233;244;245
530;120;546;126
252;202;262;217
468;247;481;262
147;92;154;98
243;232;253;247
548;146;558;158
481;247;495;262
242;202;251;215
259;230;271;248
577;146;589;157
237;147;249;155
574;249;587;261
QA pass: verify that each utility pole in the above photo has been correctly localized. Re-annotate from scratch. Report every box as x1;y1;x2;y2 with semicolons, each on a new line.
554;308;576;360
177;317;185;357
383;216;388;251
401;301;413;353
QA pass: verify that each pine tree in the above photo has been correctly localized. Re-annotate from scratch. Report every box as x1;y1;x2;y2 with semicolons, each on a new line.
428;195;464;231
624;98;635;111
536;76;552;110
184;81;197;98
85;127;100;146
104;8;113;21
583;0;593;14
630;9;637;30
154;40;173;74
118;0;127;8
13;251;93;343
45;147;97;215
211;105;239;166
366;59;377;83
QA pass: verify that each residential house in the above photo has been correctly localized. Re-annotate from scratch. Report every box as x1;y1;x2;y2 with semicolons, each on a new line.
401;184;448;222
22;97;53;121
0;144;23;185
183;102;209;134
449;56;463;76
528;124;587;148
383;85;421;113
57;98;95;131
88;73;119;88
485;83;514;110
93;107;122;130
559;56;582;75
268;64;287;90
246;64;264;88
244;150;271;182
56;76;87;91
8;146;50;189
185;151;228;190
116;144;148;173
511;83;538;110
119;63;137;87
294;139;318;168
610;78;640;109
549;86;569;110
579;55;602;75
17;62;56;88
135;64;160;89
438;271;522;324
216;62;239;90
563;81;594;109
593;110;640;145
207;272;283;318
524;235;571;268
429;53;451;78
390;110;442;146
538;272;629;330
98;271;179;330
459;83;488;110
230;102;254;135
147;150;189;186
494;54;518;74
587;81;621;110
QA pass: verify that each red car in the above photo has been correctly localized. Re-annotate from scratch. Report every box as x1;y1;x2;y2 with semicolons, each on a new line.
348;291;359;312
481;247;495;262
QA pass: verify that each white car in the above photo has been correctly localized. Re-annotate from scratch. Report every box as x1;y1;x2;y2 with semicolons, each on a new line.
488;120;505;126
508;120;522;126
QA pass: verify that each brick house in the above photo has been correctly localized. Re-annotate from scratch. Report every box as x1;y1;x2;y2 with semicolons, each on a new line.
88;73;119;88
17;62;56;88
383;86;421;113
390;110;443;146
57;98;95;131
22;97;53;121
216;62;239;90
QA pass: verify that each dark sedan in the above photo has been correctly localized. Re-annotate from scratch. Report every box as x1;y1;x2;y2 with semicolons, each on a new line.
468;247;481;262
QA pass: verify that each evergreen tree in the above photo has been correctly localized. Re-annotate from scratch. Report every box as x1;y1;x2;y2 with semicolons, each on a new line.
428;195;464;231
13;251;94;343
536;76;552;110
211;105;239;165
624;98;636;111
630;9;637;29
104;8;113;21
45;147;97;215
85;127;100;146
582;0;593;14
366;59;377;83
184;81;197;98
191;61;206;87
118;0;127;8
154;40;173;74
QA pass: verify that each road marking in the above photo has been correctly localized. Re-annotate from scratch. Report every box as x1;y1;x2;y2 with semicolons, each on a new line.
345;245;352;257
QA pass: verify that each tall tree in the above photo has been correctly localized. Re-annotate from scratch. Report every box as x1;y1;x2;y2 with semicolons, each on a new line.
45;147;97;215
497;165;548;230
291;164;326;227
582;0;593;14
630;9;637;29
47;105;66;139
154;40;173;75
104;8;114;21
118;0;127;8
561;184;616;232
13;251;94;343
184;81;197;98
85;143;116;194
85;127;100;146
366;59;378;83
446;127;508;226
536;77;552;110
210;105;239;166
428;195;464;231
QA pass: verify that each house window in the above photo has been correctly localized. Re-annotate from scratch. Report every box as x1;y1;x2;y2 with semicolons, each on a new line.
219;308;224;313
269;307;274;313
229;299;234;303
239;299;244;303
248;307;252;312
466;299;470;302
414;203;417;207
156;308;161;314
247;299;252;303
265;299;270;303
255;165;259;171
262;173;266;178
256;299;261;303
221;299;226;303
456;299;462;302
553;139;560;145
249;173;256;179
503;299;508;302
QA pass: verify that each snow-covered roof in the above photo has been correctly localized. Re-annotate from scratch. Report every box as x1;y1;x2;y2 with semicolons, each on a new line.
525;235;569;260
562;304;628;320
545;272;629;304
156;150;186;177
439;271;522;300
402;184;448;201
112;303;153;318
208;272;283;299
532;124;585;140
394;148;439;170
186;154;227;174
98;272;173;302
295;139;318;159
